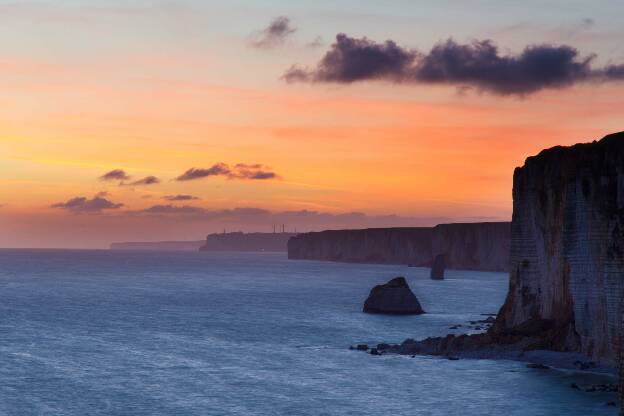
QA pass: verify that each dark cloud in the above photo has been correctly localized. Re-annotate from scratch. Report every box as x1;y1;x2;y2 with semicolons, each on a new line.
284;34;624;95
176;163;280;181
100;169;130;181
176;164;231;181
249;16;296;49
417;39;593;95
284;33;415;84
51;196;124;213
233;164;278;180
126;176;160;186
163;194;200;201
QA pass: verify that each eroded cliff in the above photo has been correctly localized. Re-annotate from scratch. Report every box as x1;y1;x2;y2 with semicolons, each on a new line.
287;223;510;272
493;131;624;362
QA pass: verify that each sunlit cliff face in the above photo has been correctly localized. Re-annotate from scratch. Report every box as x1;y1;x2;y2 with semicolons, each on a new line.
1;1;623;248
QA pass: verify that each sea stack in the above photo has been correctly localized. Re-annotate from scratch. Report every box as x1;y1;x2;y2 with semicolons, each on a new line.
430;254;445;280
363;277;425;315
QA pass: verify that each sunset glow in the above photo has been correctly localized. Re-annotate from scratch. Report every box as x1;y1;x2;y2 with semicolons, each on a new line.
2;0;623;247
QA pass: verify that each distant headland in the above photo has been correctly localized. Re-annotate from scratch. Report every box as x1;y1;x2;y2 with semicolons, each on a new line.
199;231;296;252
110;240;205;251
110;231;297;252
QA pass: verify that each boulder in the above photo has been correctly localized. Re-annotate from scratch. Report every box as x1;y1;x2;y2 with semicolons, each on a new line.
363;277;425;315
430;254;445;280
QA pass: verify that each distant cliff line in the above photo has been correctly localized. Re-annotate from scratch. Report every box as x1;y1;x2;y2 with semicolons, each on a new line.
110;240;205;251
288;222;511;272
110;232;296;252
200;232;296;252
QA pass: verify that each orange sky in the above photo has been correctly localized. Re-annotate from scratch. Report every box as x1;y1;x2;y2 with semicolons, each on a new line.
1;1;623;248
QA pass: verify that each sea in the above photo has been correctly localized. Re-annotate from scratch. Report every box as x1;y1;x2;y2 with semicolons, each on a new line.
0;249;618;415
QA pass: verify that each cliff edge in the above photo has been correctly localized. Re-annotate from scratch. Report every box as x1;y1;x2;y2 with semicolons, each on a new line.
376;132;624;365
493;131;624;363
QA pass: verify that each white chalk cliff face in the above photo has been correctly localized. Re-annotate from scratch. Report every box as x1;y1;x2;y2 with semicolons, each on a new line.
494;132;624;362
287;223;511;272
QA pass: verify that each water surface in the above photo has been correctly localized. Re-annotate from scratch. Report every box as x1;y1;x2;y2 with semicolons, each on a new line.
0;250;617;415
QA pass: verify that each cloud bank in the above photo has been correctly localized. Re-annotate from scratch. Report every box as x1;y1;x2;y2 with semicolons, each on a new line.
126;204;466;231
284;34;624;95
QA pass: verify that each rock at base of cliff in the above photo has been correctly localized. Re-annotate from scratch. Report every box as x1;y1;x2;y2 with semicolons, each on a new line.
363;277;425;315
430;254;445;280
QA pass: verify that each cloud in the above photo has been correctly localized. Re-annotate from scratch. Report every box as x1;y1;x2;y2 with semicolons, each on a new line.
51;196;124;213
176;164;230;181
100;169;130;181
163;194;200;201
126;176;160;186
140;204;206;215
283;34;624;95
175;163;280;181
233;163;278;180
249;16;296;49
127;205;450;230
602;64;624;80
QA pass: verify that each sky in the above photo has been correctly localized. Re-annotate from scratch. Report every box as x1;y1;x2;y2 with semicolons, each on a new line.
1;0;623;248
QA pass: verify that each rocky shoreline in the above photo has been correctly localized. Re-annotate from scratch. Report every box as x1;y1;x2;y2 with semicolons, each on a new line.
350;312;616;376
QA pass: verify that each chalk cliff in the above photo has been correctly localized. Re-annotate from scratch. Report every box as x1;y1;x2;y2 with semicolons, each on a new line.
287;223;510;272
288;227;433;265
493;131;624;362
200;232;296;252
354;132;624;370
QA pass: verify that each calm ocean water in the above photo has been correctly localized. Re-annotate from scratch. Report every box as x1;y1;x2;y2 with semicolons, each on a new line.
0;249;617;415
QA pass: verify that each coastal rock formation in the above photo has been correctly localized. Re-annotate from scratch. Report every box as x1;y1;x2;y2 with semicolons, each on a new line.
492;131;624;363
430;254;445;280
200;232;296;252
363;277;425;315
372;132;624;366
288;222;510;272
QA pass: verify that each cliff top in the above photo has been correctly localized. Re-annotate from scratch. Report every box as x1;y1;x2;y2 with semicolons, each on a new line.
290;222;510;236
518;131;624;173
